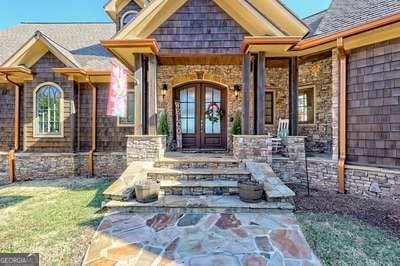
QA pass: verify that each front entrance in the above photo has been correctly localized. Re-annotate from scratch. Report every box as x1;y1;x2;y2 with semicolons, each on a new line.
174;82;227;150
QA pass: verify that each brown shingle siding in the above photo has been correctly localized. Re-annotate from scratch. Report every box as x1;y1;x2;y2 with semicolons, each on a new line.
347;38;400;167
23;52;75;152
150;0;248;54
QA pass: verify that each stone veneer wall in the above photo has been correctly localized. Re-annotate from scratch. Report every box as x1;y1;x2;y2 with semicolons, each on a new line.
264;56;333;153
233;135;272;163
127;135;167;163
298;54;333;153
273;156;400;200
157;64;242;149
12;152;126;180
271;137;306;183
0;152;8;184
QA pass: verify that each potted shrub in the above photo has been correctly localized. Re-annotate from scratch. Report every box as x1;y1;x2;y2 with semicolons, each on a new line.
157;111;170;136
238;179;264;203
134;180;160;203
231;112;242;135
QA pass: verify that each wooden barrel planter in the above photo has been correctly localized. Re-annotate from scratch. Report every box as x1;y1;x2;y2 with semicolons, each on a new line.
134;180;160;203
238;179;264;203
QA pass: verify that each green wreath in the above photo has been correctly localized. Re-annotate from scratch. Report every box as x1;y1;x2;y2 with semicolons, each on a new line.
205;102;224;123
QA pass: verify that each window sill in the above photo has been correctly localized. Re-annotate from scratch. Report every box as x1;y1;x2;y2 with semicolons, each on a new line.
33;134;64;138
117;124;135;128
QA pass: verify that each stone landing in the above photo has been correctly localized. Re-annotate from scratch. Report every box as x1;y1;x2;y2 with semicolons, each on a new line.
102;153;296;213
82;212;321;265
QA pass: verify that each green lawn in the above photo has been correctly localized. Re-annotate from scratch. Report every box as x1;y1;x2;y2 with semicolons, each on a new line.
297;212;400;266
0;178;112;265
0;178;399;266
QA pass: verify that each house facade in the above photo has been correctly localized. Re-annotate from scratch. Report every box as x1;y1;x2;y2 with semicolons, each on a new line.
0;0;399;199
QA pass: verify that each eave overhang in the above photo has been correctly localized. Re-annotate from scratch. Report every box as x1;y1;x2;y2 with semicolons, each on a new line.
113;0;308;41
0;66;34;83
241;36;303;55
53;67;134;83
242;12;400;57
101;39;160;69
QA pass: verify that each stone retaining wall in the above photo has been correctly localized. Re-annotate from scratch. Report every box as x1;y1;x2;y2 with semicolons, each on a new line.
233;135;272;163
12;152;126;180
127;135;167;163
0;152;9;184
273;156;400;200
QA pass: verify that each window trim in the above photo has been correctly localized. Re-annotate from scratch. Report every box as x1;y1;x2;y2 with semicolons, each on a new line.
117;89;135;127
298;85;316;125
120;10;138;28
265;90;275;125
33;82;64;138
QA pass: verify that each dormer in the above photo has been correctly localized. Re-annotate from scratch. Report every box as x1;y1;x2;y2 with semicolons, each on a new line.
104;0;149;31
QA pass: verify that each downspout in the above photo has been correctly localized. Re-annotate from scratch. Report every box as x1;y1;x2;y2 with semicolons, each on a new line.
337;37;347;193
86;77;97;177
3;75;20;182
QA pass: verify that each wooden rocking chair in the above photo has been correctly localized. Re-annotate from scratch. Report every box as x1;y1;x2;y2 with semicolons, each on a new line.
271;119;289;153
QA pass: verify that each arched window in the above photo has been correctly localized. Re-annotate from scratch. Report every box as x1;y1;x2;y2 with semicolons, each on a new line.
34;83;63;137
120;11;138;28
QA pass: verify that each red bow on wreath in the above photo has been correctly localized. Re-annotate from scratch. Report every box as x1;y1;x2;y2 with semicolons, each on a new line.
205;101;224;123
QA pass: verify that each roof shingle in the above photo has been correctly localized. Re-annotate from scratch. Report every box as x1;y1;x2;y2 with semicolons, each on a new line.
0;22;116;70
303;0;400;37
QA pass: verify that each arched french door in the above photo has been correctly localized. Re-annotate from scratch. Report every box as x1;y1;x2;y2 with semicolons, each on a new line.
173;82;227;150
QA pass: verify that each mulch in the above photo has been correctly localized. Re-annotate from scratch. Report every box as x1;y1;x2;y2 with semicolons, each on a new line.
288;183;400;239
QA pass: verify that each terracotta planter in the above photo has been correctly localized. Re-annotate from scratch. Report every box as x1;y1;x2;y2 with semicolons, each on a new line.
238;179;264;203
134;180;160;203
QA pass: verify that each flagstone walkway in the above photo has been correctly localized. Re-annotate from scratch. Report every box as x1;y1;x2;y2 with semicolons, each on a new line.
83;212;320;266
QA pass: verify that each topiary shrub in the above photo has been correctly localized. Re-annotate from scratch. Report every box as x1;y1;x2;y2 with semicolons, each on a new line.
231;112;242;135
157;111;170;136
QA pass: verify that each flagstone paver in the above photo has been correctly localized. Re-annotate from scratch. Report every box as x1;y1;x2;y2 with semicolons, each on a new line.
83;212;321;266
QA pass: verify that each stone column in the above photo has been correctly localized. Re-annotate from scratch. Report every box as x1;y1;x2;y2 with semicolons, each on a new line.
289;57;298;136
148;54;158;135
134;54;144;135
331;49;339;161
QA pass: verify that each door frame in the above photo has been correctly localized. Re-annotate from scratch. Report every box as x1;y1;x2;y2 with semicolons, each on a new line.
172;81;228;151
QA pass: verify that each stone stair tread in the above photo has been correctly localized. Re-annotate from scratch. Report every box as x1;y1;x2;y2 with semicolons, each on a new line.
159;153;237;163
104;195;294;212
148;167;250;175
160;180;238;188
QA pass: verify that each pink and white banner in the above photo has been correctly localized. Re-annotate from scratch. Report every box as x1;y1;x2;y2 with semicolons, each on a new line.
107;63;128;117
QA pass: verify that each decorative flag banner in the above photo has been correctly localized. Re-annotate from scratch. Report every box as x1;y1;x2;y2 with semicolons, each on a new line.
107;63;128;117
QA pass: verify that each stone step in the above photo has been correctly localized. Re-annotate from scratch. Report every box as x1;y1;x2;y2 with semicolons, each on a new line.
159;180;238;196
103;195;294;214
147;168;251;181
154;159;241;169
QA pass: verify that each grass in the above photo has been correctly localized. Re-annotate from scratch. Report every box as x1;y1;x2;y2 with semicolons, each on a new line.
1;178;399;265
0;177;112;265
297;212;400;266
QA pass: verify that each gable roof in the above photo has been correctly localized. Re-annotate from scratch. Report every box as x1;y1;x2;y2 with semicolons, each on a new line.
3;31;80;68
104;0;144;21
0;23;115;70
303;0;400;37
113;0;309;40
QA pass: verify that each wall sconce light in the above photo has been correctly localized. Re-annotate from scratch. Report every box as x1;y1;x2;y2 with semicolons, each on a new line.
233;84;241;99
162;83;168;99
